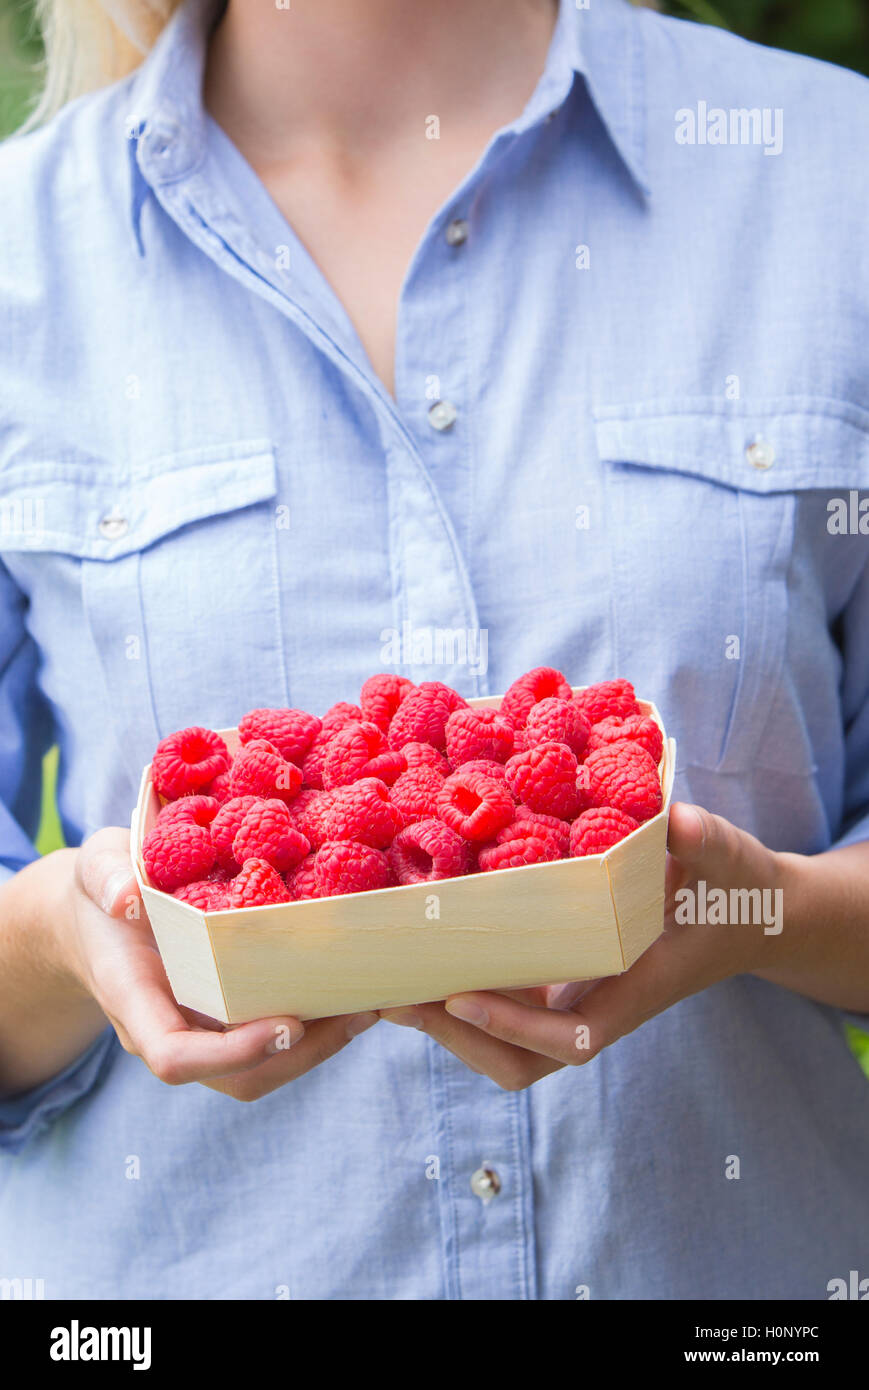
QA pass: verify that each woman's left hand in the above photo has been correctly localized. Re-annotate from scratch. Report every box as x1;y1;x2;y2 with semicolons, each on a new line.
380;802;789;1090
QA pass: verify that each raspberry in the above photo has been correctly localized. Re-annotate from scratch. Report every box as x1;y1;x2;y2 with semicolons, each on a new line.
520;697;590;758
574;679;640;726
286;788;335;850
323;778;403;848
314;841;392;897
173;878;232;910
388;818;473;884
457;758;509;786
151;727;230;800
360;674;416;733
505;741;580;820
321;701;364;733
576;741;662;822
229;738;302;803
478;827;563;872
499;667;573;728
143;821;216;892
230;858;292;907
511;806;572;856
585;714;663;764
437;766;515;842
202;769;232;804
445;706;514;767
390;766;445;826
401;741;449;775
237;708;322;764
570;806;639;856
387;681;469;753
232;798;310;872
156;795;220;830
286;854;320;901
211;795;260;871
323;721;406;789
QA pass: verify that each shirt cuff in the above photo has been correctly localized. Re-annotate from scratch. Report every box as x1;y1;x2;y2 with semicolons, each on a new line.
0;1027;117;1155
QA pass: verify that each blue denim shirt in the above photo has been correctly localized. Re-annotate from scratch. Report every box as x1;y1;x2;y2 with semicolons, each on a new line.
1;0;868;1299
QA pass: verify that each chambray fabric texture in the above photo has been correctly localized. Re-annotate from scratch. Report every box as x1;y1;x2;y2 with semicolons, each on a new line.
0;0;868;1299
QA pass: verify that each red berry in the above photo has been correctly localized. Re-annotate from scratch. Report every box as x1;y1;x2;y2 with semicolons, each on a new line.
156;795;220;830
286;854;320;901
570;806;639;856
505;741;580;820
437;766;515;842
499;667;572;728
230;858;292;907
478;827;563;872
573;679;640;726
360;674;416;733
211;795;260;872
173;878;232;910
321;701;364;733
143;821;216;892
323;778;403;849
510;806;571;856
322;721;406;789
520;697;590;758
387;681;469;753
286;788;336;850
202;769;232;804
457;758;509;786
314;841;392;897
237;708;322;764
389;819;473;884
229;738;303;803
232;799;310;873
445;706;514;767
401;741;449;775
151;727;230;800
576;741;662;823
585;714;663;764
390;766;445;826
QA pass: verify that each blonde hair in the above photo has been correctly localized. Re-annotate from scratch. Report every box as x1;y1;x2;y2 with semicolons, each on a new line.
27;0;183;128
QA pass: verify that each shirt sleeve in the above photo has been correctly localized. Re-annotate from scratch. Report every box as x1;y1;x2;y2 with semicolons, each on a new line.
0;558;117;1150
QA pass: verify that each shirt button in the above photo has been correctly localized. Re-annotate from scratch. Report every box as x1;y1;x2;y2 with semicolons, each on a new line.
428;400;458;432
746;438;775;470
445;218;469;247
99;514;129;540
470;1165;501;1203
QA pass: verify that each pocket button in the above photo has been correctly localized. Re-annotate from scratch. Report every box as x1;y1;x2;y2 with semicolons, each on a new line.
98;514;129;540
746;438;775;470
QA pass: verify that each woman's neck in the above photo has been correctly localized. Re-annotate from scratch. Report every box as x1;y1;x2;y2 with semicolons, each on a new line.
204;0;559;168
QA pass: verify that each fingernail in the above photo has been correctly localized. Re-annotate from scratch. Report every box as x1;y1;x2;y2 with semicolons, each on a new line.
346;1011;379;1039
445;998;488;1026
381;1009;423;1029
101;869;132;916
265;1021;304;1054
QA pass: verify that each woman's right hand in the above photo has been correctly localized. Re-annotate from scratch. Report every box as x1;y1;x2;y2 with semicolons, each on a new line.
0;830;379;1101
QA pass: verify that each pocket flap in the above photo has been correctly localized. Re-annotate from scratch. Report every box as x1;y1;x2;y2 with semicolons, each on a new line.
0;439;277;558
594;398;869;493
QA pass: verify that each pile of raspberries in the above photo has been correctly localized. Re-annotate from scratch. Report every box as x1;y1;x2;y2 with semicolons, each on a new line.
142;670;664;910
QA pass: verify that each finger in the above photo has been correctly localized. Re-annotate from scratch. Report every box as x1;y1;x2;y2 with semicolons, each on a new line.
381;1001;560;1089
202;1012;380;1101
75;828;142;918
444;991;594;1067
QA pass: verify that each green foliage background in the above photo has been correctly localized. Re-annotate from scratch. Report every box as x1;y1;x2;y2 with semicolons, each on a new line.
1;0;868;1073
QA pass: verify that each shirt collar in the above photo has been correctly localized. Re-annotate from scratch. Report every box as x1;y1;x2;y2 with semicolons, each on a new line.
126;0;648;243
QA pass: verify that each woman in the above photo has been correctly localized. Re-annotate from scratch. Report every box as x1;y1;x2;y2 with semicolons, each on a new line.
0;0;868;1300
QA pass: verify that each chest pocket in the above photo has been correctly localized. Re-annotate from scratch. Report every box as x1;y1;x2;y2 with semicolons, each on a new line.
594;399;869;777
1;439;288;783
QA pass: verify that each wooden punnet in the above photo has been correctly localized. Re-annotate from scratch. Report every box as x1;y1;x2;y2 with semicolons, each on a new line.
131;690;676;1023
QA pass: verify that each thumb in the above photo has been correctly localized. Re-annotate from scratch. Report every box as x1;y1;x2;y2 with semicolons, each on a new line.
75;828;142;918
666;801;766;887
